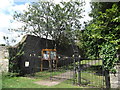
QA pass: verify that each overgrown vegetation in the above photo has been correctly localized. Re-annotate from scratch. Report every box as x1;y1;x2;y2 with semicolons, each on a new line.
8;43;25;73
76;2;120;72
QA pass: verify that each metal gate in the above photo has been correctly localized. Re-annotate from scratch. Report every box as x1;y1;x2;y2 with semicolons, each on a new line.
50;57;74;83
50;57;106;88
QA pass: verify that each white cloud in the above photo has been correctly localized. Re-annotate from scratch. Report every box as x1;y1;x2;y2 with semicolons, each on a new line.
0;13;13;29
0;0;29;46
0;0;14;9
12;3;29;13
0;32;8;44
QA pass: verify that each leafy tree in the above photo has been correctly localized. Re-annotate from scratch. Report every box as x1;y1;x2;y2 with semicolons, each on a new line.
79;2;120;71
3;36;9;46
89;2;116;18
13;2;54;38
13;1;84;46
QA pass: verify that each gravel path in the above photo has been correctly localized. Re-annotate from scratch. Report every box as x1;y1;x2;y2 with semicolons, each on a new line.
51;70;73;80
34;70;74;86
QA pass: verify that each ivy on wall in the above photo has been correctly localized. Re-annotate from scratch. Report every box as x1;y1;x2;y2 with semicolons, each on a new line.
8;43;25;73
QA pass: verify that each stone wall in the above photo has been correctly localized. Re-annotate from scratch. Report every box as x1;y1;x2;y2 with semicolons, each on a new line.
110;63;120;88
0;59;9;73
118;63;120;88
0;46;9;73
0;46;9;59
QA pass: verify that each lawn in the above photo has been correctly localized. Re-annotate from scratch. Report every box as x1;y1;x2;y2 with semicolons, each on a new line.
2;71;105;88
2;60;105;88
81;72;105;88
2;73;85;88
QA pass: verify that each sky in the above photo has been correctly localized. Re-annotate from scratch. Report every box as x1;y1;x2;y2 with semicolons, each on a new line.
0;0;92;46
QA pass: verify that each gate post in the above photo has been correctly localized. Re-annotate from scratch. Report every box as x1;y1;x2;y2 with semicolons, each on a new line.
105;70;111;88
73;54;77;85
78;55;81;85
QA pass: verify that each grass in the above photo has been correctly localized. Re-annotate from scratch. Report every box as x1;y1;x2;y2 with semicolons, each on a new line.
81;72;105;88
80;60;105;88
2;70;105;88
2;60;105;88
81;60;93;64
81;60;102;66
2;74;85;88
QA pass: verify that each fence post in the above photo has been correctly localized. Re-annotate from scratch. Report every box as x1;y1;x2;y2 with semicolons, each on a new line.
105;70;111;88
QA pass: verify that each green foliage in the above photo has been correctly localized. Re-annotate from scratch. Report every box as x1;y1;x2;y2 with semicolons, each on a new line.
100;42;118;71
89;2;116;18
9;43;25;73
77;3;120;72
2;72;19;78
13;1;84;46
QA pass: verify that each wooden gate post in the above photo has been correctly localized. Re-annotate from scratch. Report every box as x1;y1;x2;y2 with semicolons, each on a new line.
105;70;111;88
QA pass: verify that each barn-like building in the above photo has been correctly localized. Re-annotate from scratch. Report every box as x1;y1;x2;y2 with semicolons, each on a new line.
9;35;78;74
